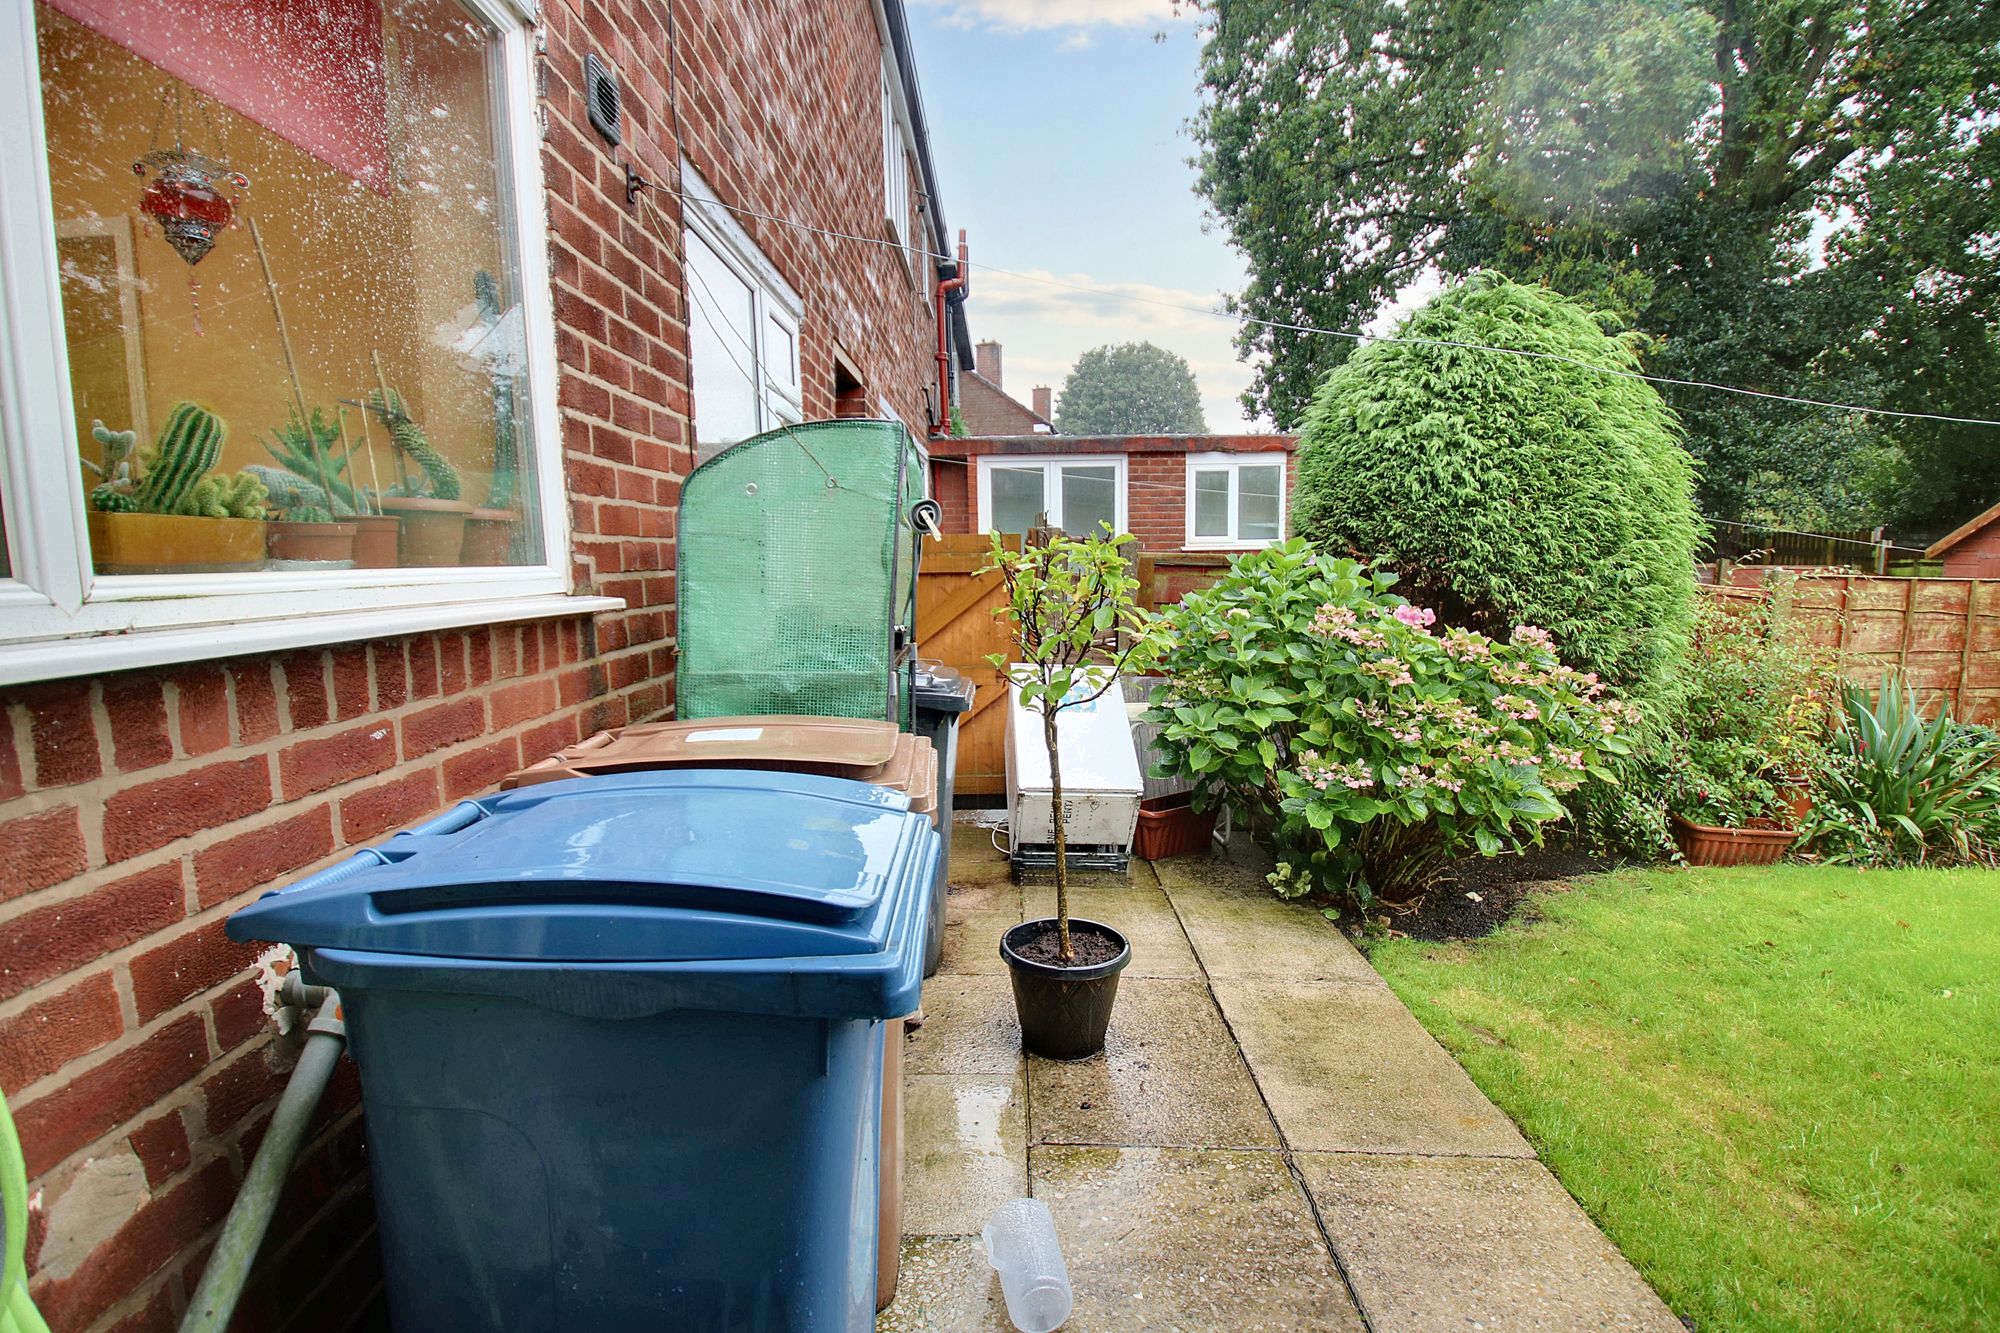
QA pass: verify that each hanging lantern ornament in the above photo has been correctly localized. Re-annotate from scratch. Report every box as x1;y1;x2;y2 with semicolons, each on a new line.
132;87;248;334
134;145;246;267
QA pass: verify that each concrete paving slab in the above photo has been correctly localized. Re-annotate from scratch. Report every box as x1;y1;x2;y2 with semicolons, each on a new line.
904;1073;1029;1236
1021;878;1200;980
1029;979;1280;1149
906;977;1022;1077
948;824;1019;889
938;907;1020;976
1031;1146;1365;1332
1157;869;1381;985
874;1236;1011;1332
1299;1153;1682;1332
1213;979;1533;1158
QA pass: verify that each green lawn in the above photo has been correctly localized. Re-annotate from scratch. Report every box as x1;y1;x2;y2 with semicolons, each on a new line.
1369;864;2000;1333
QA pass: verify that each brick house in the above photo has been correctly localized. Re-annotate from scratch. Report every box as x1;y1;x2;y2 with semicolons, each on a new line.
959;340;1053;435
1925;500;2000;577
931;434;1298;554
0;1;970;1328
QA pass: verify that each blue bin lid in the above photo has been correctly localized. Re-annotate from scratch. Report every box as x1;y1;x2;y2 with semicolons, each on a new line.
227;770;936;969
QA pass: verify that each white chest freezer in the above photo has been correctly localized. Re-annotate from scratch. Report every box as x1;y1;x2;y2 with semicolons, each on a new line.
1004;665;1143;871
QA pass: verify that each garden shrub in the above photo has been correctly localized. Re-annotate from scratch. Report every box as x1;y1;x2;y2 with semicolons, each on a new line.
1663;589;1841;829
1806;675;2000;865
1291;274;1699;700
1148;539;1633;907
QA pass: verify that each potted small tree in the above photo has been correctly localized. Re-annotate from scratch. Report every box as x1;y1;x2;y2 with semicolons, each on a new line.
985;526;1155;1059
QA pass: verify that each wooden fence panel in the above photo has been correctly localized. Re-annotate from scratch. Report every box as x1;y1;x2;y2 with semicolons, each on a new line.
917;534;1015;796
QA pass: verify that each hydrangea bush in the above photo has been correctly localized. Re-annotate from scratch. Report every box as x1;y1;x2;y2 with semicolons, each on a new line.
1148;540;1633;907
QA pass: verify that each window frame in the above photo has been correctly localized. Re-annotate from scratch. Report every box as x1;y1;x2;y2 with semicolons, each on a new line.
681;159;805;456
880;55;911;252
1184;452;1288;550
974;454;1128;538
0;0;617;686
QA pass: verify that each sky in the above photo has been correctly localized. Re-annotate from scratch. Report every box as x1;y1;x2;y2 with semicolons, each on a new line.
903;0;1266;431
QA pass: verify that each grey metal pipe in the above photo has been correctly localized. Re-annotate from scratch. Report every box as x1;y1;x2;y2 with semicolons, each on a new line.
178;987;346;1333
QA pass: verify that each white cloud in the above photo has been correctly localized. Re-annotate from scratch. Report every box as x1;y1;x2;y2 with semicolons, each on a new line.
964;264;1269;431
912;0;1176;33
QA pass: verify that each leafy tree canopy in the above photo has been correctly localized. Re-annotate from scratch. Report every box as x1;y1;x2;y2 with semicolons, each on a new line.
1054;342;1209;435
1192;0;2000;533
1293;275;1700;696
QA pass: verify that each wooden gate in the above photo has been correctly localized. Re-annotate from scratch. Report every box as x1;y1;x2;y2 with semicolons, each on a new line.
916;533;1017;796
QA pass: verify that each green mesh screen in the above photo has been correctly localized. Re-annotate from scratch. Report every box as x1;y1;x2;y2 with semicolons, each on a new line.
677;419;927;722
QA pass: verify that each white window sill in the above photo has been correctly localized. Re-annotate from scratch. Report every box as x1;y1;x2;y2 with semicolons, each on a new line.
0;592;626;686
1182;539;1280;553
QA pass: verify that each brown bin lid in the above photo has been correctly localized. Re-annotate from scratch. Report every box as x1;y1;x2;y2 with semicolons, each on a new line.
505;714;915;791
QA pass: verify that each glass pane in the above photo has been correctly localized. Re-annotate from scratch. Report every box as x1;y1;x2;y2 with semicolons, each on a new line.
1238;465;1282;541
686;228;760;461
766;313;798;395
988;466;1044;536
1192;468;1230;538
1060;465;1117;537
43;0;544;572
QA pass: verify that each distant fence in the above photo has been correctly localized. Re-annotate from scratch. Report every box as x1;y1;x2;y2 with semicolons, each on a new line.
1703;519;1928;573
1712;572;2000;723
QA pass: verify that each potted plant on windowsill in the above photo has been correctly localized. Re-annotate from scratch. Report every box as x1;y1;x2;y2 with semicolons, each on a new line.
253;408;361;564
368;386;471;567
83;406;269;574
985;526;1156;1060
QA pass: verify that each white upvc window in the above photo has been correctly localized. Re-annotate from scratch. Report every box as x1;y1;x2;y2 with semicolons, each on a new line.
881;55;912;250
681;161;803;464
1186;453;1286;549
976;455;1127;539
0;0;616;686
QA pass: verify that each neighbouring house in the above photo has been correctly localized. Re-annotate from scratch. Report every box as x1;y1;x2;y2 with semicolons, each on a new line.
0;3;971;1329
958;340;1054;435
1925;501;2000;577
931;433;1298;555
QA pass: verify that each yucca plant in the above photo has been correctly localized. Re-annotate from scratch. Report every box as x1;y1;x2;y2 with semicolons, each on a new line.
1805;673;2000;865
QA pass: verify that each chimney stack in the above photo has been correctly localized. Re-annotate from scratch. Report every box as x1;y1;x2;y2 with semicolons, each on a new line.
975;339;1002;389
1032;386;1053;421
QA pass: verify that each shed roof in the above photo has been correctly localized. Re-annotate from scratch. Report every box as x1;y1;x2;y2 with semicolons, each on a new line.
1925;500;2000;558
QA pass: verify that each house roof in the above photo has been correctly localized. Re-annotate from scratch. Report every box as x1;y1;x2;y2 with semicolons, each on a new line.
958;371;1050;436
1926;500;2000;558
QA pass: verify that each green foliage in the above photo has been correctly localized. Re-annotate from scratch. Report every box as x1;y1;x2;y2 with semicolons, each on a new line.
1053;342;1207;435
262;408;358;515
1147;539;1632;907
1191;0;2000;532
367;388;460;501
244;464;331;521
1662;592;1841;828
181;470;269;520
131;402;225;515
1804;675;2000;865
84;418;140;512
1371;862;2000;1333
984;527;1156;962
1292;276;1698;696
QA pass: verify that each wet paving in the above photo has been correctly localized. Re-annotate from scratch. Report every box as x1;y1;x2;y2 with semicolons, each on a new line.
878;823;1683;1333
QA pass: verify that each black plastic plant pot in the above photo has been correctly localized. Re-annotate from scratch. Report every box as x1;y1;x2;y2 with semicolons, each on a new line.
1000;918;1132;1060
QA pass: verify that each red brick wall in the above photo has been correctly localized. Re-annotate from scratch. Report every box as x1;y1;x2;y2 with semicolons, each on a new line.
931;435;1298;553
3;3;944;1329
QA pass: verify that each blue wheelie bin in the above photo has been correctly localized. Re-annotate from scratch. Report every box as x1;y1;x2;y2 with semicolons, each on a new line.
227;769;939;1333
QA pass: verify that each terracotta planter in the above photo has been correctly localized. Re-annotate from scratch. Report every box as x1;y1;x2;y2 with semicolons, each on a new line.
379;496;472;567
85;511;266;574
1777;783;1814;825
350;515;402;569
267;520;358;564
1133;792;1218;861
460;507;519;566
1672;815;1798;867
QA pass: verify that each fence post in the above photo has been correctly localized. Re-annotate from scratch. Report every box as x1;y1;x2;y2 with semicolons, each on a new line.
1896;578;1916;674
1959;582;1982;717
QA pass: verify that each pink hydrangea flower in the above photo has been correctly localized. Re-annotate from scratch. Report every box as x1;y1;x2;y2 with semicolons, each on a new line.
1510;625;1555;651
1393;605;1437;629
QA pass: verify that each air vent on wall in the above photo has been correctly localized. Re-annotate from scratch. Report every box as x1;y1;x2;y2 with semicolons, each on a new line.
584;53;622;146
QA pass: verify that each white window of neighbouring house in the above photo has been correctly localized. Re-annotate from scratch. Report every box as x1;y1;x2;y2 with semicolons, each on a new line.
682;161;804;463
976;456;1126;539
1186;453;1286;548
0;0;610;684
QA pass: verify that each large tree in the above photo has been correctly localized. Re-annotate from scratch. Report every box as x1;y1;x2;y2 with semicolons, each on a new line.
1054;342;1209;435
1192;0;2000;532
